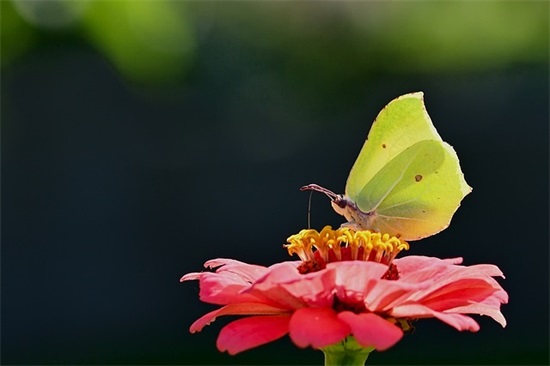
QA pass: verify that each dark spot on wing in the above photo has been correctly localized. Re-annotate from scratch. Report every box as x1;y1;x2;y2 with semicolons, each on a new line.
382;144;386;148
415;174;423;182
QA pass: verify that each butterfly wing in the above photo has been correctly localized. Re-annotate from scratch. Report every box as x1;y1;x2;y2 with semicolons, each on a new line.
345;92;443;199
354;139;471;240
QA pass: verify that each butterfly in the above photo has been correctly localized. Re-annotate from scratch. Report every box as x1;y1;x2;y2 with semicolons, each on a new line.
302;92;471;241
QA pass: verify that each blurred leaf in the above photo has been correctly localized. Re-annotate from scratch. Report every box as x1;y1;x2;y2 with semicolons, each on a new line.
10;0;90;29
2;1;547;88
82;0;196;85
0;1;36;66
190;2;548;81
348;1;548;73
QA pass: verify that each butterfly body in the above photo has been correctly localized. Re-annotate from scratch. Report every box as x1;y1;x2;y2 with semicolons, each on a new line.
302;92;471;241
331;195;378;232
301;184;379;233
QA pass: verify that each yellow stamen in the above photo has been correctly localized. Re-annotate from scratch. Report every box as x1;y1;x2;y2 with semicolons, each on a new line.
285;225;409;265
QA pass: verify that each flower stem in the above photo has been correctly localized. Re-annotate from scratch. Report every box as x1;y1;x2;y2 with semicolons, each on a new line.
321;337;374;366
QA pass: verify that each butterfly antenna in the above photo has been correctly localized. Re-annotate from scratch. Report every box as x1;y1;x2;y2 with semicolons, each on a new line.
307;190;313;229
301;184;339;228
300;184;338;200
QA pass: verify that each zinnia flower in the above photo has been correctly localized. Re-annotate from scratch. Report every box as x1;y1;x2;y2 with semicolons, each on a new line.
181;226;507;361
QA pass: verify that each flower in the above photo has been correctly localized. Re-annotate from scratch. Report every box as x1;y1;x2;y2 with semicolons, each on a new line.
181;226;507;356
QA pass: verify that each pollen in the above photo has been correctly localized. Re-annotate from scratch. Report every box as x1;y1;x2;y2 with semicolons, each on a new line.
285;225;409;265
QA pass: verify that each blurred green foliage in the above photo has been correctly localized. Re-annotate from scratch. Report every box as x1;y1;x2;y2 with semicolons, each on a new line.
82;1;195;84
1;0;547;87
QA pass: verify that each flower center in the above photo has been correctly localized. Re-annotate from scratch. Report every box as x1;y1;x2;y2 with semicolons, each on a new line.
285;225;409;273
287;226;416;333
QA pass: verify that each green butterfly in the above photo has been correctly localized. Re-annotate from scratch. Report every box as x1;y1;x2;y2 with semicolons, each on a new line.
302;92;471;241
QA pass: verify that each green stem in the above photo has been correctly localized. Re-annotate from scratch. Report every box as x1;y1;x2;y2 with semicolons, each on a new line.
323;349;371;366
321;337;374;366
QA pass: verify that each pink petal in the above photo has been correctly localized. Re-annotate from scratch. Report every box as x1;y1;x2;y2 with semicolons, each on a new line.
395;256;463;274
328;261;427;313
393;257;508;311
246;262;310;309
417;264;504;291
194;272;259;305
447;303;507;328
459;263;505;278
328;261;389;293
480;288;509;305
190;308;220;333
181;259;272;305
364;278;430;312
289;307;350;349
433;312;480;332
420;278;501;310
275;266;337;308
398;255;464;267
391;303;480;331
402;263;507;310
394;256;464;283
329;261;389;307
249;261;304;288
217;315;291;355
189;302;290;333
338;312;403;351
204;258;270;282
180;272;202;281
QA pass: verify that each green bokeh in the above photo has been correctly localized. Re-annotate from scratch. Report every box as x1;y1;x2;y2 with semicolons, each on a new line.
2;1;547;87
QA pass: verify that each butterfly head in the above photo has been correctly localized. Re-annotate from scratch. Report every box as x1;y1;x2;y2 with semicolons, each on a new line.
301;183;376;230
330;194;348;214
300;183;349;217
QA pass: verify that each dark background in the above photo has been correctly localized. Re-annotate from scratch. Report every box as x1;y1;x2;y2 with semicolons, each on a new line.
2;1;548;365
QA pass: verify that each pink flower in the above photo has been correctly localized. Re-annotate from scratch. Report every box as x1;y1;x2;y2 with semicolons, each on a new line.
181;227;508;355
